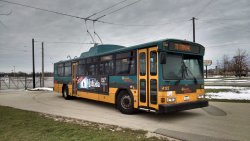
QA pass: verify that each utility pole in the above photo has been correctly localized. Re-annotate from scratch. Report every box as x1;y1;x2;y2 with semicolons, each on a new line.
42;42;44;87
206;66;208;78
32;38;35;88
192;17;196;42
13;66;15;77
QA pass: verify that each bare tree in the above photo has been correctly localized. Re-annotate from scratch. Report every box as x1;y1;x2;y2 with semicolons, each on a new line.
232;49;249;78
222;55;230;77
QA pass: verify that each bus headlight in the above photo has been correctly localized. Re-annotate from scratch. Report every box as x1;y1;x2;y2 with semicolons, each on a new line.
167;98;176;102
198;95;205;99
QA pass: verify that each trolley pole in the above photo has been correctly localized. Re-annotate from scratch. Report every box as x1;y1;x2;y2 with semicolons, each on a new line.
192;17;196;42
42;42;44;87
32;38;35;88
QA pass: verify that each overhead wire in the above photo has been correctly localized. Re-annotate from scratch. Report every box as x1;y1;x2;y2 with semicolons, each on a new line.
94;0;143;20
207;42;250;48
34;40;95;45
0;19;7;28
0;0;91;20
87;0;143;44
0;0;188;27
86;0;129;19
195;0;217;18
98;19;188;27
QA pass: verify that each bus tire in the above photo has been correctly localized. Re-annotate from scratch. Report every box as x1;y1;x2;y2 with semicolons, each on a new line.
62;85;71;100
117;90;135;114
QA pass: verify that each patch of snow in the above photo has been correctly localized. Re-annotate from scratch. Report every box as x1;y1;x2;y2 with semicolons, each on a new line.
205;86;248;90
204;79;222;81
28;87;53;91
206;89;250;100
210;75;224;78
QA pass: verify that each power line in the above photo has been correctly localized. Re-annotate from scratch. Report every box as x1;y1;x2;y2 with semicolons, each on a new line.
0;19;7;28
195;0;217;18
0;10;12;15
199;17;250;22
208;42;250;48
0;0;91;20
0;0;187;27
34;40;95;45
86;0;129;19
94;0;143;20
98;19;188;27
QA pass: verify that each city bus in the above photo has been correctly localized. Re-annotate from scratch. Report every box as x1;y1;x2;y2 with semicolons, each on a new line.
53;39;208;114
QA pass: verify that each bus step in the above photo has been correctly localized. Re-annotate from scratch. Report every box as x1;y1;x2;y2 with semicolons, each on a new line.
139;107;156;113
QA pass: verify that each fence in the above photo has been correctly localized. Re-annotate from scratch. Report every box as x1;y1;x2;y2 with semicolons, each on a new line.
0;76;53;90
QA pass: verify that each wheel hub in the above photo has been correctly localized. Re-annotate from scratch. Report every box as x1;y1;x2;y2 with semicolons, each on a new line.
121;95;131;109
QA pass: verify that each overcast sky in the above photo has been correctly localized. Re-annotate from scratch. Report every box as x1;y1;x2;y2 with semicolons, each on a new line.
0;0;249;73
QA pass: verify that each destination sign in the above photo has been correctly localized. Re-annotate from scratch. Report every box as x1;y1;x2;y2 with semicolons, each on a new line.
166;42;201;54
174;43;191;52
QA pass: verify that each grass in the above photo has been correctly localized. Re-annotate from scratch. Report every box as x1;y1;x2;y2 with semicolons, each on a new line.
0;106;165;141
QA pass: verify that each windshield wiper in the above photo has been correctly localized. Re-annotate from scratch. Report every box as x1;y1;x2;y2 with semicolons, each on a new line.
175;62;186;85
182;61;198;84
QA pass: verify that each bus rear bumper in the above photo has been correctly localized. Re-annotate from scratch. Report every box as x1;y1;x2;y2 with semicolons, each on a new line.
158;100;208;113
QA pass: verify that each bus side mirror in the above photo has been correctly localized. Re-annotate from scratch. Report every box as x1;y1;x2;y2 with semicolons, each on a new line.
160;53;166;64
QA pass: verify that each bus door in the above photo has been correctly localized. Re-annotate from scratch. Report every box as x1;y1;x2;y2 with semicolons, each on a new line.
138;47;158;110
72;62;78;96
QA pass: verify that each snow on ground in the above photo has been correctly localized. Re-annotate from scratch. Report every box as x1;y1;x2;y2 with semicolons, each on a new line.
205;86;247;89
206;90;250;100
28;87;53;91
205;86;250;100
204;79;222;81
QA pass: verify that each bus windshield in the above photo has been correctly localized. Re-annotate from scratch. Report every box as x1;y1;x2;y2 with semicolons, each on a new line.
163;53;203;80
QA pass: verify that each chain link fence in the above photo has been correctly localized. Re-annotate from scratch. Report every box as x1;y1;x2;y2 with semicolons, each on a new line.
0;76;53;90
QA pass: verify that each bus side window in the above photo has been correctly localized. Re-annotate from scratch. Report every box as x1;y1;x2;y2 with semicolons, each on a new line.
101;55;113;75
150;51;157;75
115;51;136;75
88;64;95;75
100;63;105;75
57;64;64;77
104;61;114;75
78;64;85;75
140;53;146;76
64;62;71;77
78;59;86;75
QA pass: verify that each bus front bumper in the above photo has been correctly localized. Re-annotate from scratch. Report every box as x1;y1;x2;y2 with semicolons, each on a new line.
158;100;208;113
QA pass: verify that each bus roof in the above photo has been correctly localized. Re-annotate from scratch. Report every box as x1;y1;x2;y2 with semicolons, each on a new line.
54;38;204;64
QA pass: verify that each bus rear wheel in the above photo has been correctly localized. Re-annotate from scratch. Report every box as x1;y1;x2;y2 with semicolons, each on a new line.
62;86;71;100
117;91;135;114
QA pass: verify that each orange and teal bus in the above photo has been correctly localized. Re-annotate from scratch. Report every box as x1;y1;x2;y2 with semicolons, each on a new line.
54;39;208;114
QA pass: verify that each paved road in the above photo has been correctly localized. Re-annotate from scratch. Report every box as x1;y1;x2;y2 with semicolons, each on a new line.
0;90;249;141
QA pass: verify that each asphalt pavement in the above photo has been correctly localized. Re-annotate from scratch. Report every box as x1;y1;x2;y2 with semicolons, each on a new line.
0;90;249;141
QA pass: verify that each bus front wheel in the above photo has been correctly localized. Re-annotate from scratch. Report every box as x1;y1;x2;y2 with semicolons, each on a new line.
117;90;135;114
62;86;71;100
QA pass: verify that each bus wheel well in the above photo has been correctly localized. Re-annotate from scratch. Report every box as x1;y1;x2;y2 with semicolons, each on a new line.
115;89;132;107
62;84;67;93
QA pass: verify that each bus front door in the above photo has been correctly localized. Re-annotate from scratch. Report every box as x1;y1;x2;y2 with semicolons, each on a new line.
138;47;158;111
72;62;77;96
